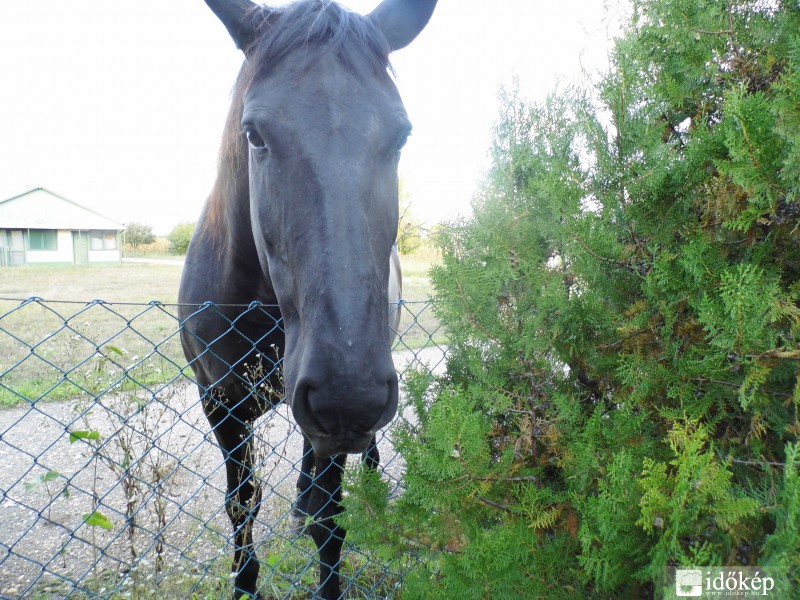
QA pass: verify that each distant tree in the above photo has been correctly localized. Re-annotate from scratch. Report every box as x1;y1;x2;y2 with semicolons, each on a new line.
394;178;424;255
124;223;156;250
423;222;446;252
397;202;425;255
167;222;196;255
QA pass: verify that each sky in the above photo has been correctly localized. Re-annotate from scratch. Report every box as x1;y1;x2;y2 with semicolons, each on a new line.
0;0;627;234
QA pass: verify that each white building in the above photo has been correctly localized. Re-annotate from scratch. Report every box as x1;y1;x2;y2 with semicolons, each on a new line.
0;188;126;267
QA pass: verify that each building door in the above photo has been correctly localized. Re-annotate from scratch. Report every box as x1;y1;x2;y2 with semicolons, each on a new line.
73;231;89;265
0;231;9;266
9;230;25;266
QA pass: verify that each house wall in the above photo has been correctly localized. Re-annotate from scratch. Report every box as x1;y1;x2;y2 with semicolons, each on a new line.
86;230;122;264
25;230;74;264
0;229;122;266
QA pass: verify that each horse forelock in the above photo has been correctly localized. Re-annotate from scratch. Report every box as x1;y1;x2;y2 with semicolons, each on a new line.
203;0;393;241
246;1;391;87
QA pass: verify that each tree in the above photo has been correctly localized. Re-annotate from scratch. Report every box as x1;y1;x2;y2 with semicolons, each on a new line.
397;202;425;255
343;1;800;596
395;178;428;255
166;222;195;255
123;222;156;250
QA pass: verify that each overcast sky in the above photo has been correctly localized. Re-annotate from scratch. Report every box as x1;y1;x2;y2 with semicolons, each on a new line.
0;0;626;234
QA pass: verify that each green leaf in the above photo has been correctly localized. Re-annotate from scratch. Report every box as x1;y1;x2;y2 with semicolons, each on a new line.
104;345;125;356
83;511;114;530
25;470;61;492
69;430;101;444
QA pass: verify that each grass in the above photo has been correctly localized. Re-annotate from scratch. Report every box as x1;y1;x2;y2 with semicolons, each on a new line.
0;263;189;408
0;253;437;304
0;293;187;407
0;263;183;303
0;254;442;408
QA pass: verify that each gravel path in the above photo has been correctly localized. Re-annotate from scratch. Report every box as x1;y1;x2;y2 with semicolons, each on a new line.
0;346;446;599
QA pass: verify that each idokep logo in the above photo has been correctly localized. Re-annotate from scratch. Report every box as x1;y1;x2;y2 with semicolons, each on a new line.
673;567;778;597
675;569;703;596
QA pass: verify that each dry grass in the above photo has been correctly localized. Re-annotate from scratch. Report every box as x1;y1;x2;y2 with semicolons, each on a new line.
0;256;442;407
0;254;437;304
0;264;183;304
0;263;187;406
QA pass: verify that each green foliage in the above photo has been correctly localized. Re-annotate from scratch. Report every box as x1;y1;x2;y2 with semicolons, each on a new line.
123;222;156;249
69;429;102;444
343;0;800;596
763;443;800;584
83;510;114;530
636;420;759;575
396;174;429;255
397;202;425;255
24;470;61;493
167;221;196;255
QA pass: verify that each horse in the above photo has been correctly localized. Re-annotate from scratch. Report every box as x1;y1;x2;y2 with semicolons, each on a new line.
177;1;437;598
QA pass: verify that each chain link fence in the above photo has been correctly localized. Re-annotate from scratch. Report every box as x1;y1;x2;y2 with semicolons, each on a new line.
0;297;445;599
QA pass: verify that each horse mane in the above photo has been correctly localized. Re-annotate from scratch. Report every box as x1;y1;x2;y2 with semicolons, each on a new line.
203;0;392;239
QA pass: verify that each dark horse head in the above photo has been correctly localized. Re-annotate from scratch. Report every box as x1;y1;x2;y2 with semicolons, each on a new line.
195;0;434;457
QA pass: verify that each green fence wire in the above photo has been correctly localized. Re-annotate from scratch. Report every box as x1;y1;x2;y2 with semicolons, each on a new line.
0;297;445;599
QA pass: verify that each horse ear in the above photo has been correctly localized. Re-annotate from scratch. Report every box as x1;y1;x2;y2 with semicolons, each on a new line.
204;0;271;51
369;0;438;52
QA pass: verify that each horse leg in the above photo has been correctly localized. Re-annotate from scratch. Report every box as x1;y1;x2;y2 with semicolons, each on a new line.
290;434;315;534
210;415;263;600
308;453;347;600
361;435;380;470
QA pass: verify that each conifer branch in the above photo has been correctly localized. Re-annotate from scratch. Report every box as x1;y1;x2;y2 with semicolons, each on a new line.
478;496;513;512
746;350;800;361
690;27;734;36
731;458;786;468
572;236;633;271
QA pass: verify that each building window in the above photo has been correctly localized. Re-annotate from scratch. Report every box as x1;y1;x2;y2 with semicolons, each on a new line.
90;231;117;250
28;230;58;251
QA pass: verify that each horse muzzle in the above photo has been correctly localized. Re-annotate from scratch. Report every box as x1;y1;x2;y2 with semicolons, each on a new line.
291;369;399;457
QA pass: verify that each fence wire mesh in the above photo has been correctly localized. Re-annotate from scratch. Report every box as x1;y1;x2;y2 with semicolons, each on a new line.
0;297;445;599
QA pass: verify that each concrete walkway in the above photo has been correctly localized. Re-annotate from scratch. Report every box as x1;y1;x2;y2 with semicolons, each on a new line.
122;257;185;266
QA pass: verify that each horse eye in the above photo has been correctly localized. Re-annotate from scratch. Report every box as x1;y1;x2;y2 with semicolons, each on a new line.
396;128;412;153
246;128;267;150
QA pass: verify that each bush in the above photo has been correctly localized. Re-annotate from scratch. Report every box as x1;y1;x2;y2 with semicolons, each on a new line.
397;202;425;255
344;1;800;596
123;222;156;250
166;222;196;255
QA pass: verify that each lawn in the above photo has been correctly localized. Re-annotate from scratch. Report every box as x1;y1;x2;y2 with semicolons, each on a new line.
0;255;442;407
0;263;183;304
0;254;436;304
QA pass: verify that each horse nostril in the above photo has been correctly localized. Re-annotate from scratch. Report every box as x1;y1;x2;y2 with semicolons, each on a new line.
374;373;399;430
290;370;398;449
291;378;325;434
